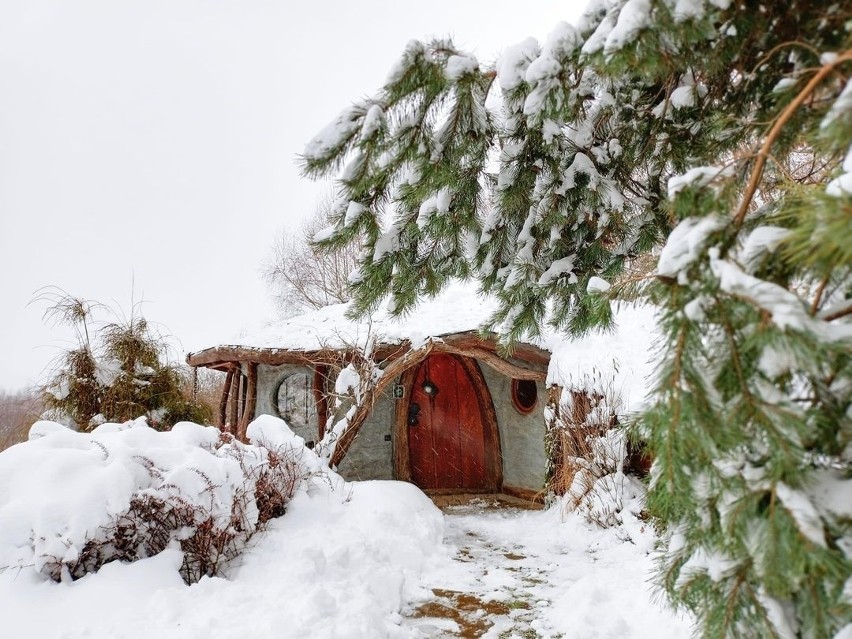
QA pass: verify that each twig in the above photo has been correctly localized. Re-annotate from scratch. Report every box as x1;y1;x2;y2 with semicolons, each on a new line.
733;51;852;228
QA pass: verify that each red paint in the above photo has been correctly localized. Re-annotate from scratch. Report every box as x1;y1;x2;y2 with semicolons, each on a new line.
408;354;488;490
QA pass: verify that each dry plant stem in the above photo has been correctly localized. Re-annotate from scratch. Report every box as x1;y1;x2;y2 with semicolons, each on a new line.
733;51;852;229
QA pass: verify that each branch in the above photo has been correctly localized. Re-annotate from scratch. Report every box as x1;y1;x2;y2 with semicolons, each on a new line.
733;51;852;228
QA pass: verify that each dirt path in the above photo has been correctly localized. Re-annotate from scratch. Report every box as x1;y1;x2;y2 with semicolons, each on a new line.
403;497;559;639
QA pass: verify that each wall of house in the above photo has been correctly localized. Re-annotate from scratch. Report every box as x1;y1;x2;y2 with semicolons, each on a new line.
252;359;548;492
335;390;395;481
478;361;548;493
255;363;319;446
254;363;395;481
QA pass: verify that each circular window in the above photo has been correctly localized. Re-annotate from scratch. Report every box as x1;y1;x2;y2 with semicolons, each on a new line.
274;373;317;429
511;379;538;414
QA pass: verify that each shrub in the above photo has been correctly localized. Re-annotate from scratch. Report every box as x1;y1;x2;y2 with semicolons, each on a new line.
36;288;213;431
0;417;321;585
548;369;644;527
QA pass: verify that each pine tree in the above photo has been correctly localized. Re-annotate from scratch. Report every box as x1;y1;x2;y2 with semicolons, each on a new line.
302;2;851;636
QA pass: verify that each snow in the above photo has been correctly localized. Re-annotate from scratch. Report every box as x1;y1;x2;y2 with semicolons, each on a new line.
416;188;452;229
772;77;798;93
826;145;852;197
544;21;582;57
496;37;539;91
775;483;827;548
669;85;695;109
710;256;852;343
667;164;734;198
587;275;611;293
0;416;335;580
0;472;443;638
603;0;652;56
334;363;361;397
207;281;660;428
359;104;385;142
581;4;618;56
656;215;726;281
740;225;791;272
538;255;576;286
543;304;660;412
821;79;852;130
223;281;503;354
444;53;479;81
344;200;367;227
313;225;336;243
0;411;695;639
303;104;363;162
524;53;561;85
404;501;694;638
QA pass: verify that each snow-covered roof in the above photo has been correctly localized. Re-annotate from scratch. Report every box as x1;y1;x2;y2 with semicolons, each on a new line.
226;281;502;353
189;281;660;411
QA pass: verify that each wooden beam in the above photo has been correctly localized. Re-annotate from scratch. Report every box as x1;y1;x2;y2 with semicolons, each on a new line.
187;332;550;371
441;332;551;367
432;342;546;381
502;485;545;504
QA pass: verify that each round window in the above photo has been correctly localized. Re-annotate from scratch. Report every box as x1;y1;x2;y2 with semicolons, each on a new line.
511;379;538;414
274;373;317;428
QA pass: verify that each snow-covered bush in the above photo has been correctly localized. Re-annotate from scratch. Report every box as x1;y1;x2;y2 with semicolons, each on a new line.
0;415;325;584
36;289;211;431
549;368;644;527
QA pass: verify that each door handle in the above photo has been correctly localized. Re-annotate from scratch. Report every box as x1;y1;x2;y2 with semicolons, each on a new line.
408;402;421;426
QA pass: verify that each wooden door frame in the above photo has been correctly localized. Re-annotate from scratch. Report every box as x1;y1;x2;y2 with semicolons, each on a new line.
393;354;503;491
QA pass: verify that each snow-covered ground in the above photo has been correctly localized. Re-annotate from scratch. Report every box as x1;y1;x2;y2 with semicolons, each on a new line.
404;499;694;638
0;419;693;638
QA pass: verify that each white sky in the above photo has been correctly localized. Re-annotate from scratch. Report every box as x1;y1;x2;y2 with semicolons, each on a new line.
0;0;585;391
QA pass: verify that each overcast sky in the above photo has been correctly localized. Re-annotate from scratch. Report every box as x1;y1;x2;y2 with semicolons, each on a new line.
0;0;584;390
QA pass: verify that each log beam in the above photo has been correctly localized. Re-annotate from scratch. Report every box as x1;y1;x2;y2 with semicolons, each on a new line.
228;368;241;435
219;367;235;430
236;363;258;441
432;342;546;381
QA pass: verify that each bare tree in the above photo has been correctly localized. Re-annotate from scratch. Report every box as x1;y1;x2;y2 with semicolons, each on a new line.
0;388;43;451
263;198;361;317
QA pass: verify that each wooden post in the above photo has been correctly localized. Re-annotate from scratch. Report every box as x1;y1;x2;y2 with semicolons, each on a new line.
237;363;258;442
228;367;241;435
240;371;248;422
219;367;235;430
314;364;329;440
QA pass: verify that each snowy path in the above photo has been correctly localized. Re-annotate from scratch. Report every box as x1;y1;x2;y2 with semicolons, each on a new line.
402;498;694;639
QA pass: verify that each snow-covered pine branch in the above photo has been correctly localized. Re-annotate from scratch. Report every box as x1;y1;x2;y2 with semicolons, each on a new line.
302;2;852;636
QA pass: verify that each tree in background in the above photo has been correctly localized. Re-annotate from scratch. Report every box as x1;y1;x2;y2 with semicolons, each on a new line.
302;1;850;636
38;289;212;432
262;194;361;317
0;389;43;451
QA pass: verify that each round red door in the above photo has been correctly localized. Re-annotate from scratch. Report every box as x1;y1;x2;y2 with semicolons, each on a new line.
407;354;495;490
